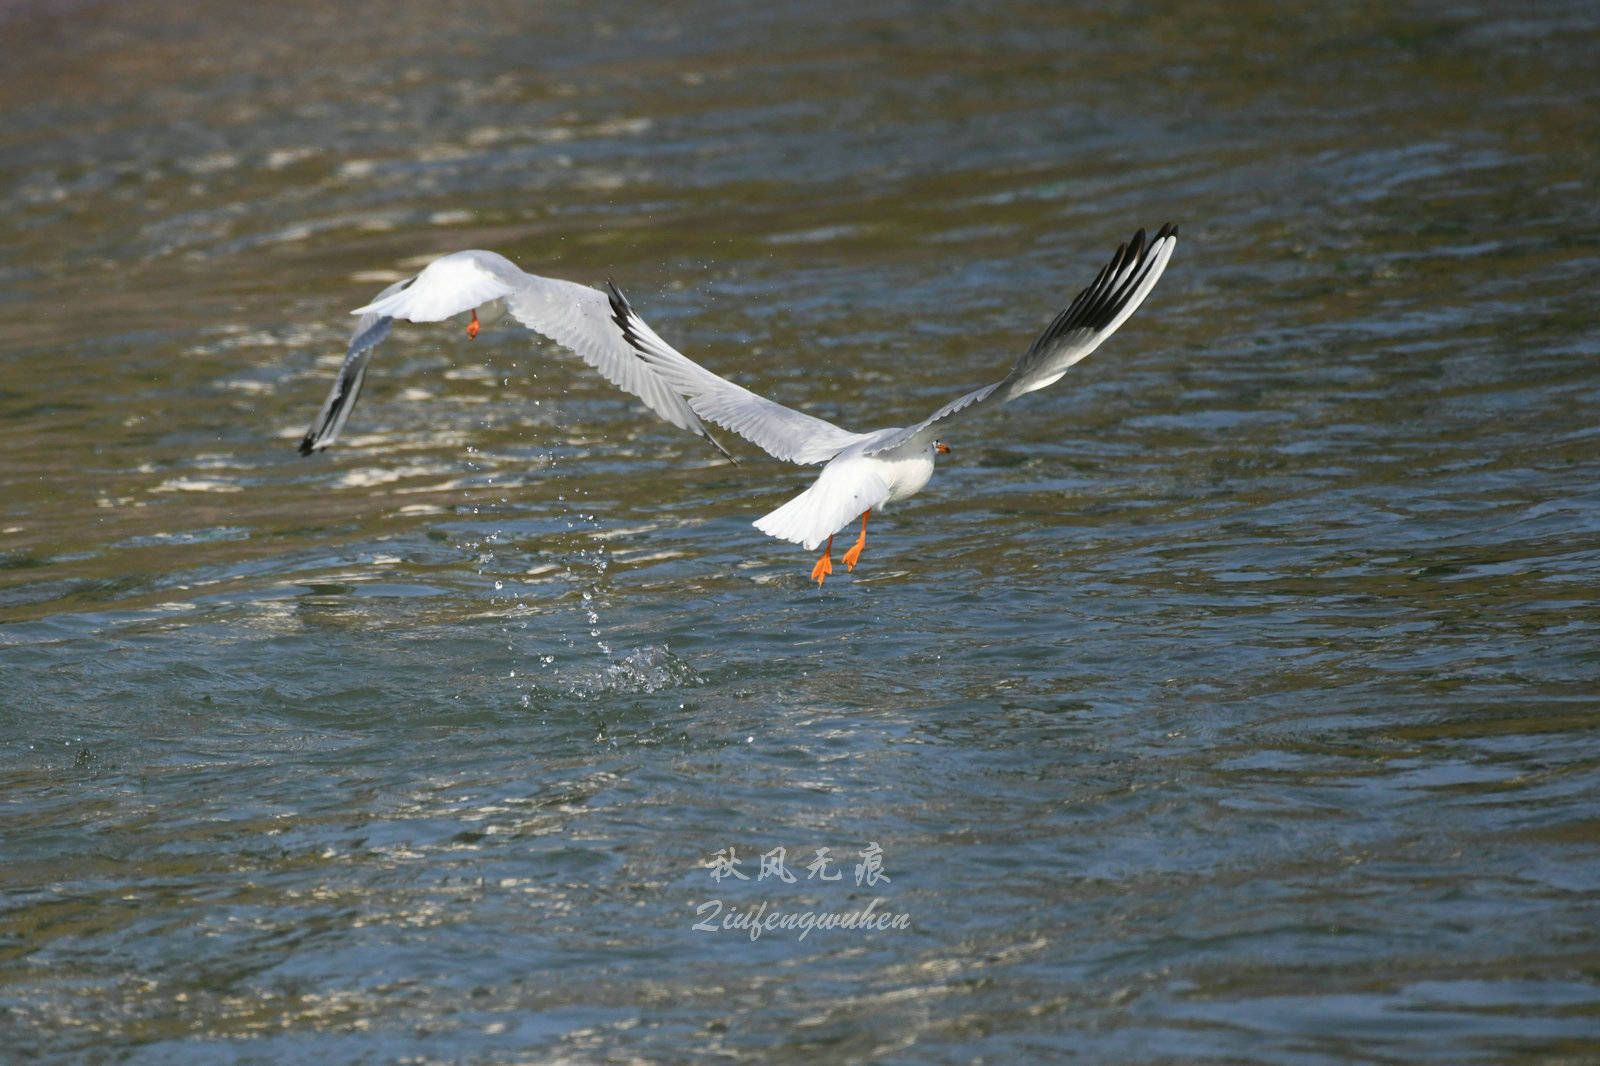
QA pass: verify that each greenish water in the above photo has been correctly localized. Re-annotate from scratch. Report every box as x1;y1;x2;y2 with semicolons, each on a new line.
2;0;1598;1062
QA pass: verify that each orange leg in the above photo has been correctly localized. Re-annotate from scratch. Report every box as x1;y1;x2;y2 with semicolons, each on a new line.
841;510;870;571
466;308;481;340
810;535;834;586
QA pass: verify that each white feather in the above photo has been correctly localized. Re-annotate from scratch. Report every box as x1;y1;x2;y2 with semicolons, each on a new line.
351;253;514;321
753;457;892;550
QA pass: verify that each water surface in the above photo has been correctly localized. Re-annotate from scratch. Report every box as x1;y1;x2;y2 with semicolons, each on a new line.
2;0;1598;1062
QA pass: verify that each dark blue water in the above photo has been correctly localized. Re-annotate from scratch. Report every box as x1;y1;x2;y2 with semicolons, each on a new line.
3;1;1598;1062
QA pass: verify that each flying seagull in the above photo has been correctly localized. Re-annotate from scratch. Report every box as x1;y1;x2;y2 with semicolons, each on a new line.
606;224;1178;584
298;250;732;459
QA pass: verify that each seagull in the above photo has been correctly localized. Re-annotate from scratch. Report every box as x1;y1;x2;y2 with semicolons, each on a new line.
298;250;733;459
605;224;1178;584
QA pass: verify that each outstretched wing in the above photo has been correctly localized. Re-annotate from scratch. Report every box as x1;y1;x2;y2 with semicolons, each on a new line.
500;274;732;459
866;223;1178;455
302;250;730;459
605;283;866;466
299;280;407;454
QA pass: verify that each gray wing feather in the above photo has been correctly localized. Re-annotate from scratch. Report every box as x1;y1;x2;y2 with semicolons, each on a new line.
298;279;408;455
503;273;730;458
302;256;733;460
866;223;1177;455
604;283;865;466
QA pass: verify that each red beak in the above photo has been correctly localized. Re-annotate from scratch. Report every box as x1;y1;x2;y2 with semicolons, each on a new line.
935;443;950;454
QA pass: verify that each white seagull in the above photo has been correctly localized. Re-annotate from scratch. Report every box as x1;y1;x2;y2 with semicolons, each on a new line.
298;250;733;459
605;223;1178;584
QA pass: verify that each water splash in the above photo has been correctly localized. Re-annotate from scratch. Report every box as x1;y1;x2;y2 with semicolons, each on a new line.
520;644;705;704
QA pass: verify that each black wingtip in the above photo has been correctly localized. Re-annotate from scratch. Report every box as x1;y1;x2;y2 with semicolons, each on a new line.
694;420;738;464
1021;222;1177;355
710;429;739;465
605;278;647;353
298;437;315;456
607;278;735;464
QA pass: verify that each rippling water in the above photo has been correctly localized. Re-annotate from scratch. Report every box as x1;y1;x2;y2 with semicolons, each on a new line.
3;0;1598;1062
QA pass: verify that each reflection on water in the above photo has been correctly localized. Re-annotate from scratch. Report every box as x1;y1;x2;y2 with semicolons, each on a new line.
3;0;1598;1062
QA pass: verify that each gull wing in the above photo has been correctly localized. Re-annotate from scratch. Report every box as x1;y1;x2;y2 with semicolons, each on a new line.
605;283;866;466
304;251;730;458
299;280;406;454
866;223;1177;454
500;273;731;458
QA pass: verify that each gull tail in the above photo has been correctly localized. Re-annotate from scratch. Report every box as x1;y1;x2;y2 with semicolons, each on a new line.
753;462;889;551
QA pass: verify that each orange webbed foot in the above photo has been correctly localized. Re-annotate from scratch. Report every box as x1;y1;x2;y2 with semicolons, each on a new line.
466;308;481;340
841;510;869;571
841;537;864;572
810;537;834;586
